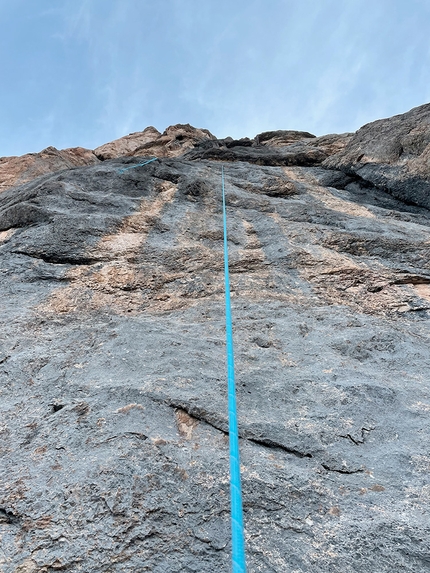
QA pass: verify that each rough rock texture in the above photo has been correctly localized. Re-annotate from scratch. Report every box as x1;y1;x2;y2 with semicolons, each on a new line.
0;105;430;572
128;124;217;159
174;130;351;171
324;103;430;209
256;130;316;146
0;147;99;191
94;127;162;160
0;126;217;192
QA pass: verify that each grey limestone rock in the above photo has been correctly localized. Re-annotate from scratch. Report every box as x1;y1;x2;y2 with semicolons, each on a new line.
323;103;430;209
0;105;430;572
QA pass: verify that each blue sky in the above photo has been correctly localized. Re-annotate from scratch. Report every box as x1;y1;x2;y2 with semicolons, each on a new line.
1;0;430;156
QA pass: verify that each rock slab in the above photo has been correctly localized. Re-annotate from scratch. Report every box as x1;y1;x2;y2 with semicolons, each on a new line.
0;105;429;572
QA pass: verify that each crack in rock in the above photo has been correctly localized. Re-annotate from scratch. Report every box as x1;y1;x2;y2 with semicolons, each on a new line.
161;397;313;459
339;426;375;445
321;464;364;474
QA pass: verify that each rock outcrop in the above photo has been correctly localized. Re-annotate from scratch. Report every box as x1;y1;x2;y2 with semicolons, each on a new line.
0;146;99;191
94;126;162;160
324;103;430;209
0;105;429;572
128;124;217;158
0;125;217;192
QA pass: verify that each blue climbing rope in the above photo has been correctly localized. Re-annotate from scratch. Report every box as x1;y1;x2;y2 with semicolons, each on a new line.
222;165;247;573
118;157;246;568
118;157;157;174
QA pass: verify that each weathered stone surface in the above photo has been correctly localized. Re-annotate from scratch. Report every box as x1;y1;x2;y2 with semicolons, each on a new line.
129;123;217;158
256;130;316;146
0;126;351;195
0;105;429;572
94;126;161;160
0;125;216;194
185;131;353;168
0;146;99;192
323;103;430;209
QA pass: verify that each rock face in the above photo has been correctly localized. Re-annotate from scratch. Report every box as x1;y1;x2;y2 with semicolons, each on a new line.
94;126;162;160
0;106;429;572
0;125;216;192
128;124;217;158
0;146;99;191
324;103;430;209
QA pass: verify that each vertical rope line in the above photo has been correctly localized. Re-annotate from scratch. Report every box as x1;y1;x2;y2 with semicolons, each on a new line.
222;165;247;573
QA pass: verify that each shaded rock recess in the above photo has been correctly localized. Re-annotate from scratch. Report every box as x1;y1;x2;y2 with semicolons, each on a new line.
0;103;430;572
